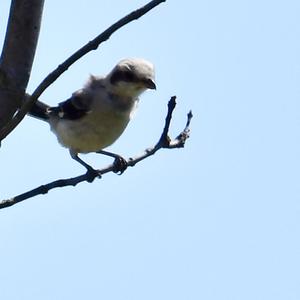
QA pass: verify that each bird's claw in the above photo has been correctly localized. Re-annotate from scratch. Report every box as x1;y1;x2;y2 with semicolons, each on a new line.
86;167;102;182
112;156;128;175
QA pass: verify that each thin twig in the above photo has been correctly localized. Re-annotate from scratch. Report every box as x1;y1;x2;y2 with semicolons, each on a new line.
0;0;166;141
0;97;192;209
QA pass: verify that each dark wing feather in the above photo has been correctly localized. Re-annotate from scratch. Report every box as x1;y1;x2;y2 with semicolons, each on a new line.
49;90;92;120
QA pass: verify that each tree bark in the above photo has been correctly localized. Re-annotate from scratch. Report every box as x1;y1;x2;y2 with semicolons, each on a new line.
0;0;44;130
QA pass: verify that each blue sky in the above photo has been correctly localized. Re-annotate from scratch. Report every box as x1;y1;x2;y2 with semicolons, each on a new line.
0;1;300;299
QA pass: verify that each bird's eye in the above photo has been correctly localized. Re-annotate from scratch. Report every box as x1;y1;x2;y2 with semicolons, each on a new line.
110;69;136;84
122;70;135;81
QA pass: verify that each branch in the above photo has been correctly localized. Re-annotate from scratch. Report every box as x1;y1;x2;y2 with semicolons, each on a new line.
0;97;192;209
0;0;166;141
0;0;44;131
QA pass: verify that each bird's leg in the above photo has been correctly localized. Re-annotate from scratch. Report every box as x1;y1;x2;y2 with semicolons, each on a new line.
69;150;101;182
96;150;128;174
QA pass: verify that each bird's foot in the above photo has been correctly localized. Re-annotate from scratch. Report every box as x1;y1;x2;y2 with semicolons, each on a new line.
85;167;102;183
112;155;128;175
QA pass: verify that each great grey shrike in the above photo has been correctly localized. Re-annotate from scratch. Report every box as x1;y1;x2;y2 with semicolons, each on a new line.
29;58;156;179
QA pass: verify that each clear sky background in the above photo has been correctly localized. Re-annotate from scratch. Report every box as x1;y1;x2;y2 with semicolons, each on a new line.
0;1;299;299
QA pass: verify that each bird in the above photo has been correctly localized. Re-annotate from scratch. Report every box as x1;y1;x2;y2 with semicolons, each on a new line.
29;58;156;181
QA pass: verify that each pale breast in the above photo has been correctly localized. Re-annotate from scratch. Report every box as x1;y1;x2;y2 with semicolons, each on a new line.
51;109;130;153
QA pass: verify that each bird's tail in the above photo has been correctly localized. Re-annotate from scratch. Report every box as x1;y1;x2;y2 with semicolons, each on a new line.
28;99;50;121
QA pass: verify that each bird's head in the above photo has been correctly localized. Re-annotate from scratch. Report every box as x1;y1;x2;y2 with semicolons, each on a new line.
108;58;156;98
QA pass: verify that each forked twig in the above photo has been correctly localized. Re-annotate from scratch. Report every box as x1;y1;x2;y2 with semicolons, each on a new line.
0;97;192;209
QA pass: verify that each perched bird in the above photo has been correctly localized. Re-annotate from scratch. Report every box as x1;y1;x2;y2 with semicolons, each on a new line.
29;58;156;180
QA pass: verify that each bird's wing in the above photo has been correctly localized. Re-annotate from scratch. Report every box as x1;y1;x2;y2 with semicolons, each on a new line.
49;89;93;120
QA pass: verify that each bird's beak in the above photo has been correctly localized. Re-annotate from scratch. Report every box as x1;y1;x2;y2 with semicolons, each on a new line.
144;78;156;90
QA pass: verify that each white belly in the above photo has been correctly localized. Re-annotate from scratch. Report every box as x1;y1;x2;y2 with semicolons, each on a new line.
51;111;130;153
